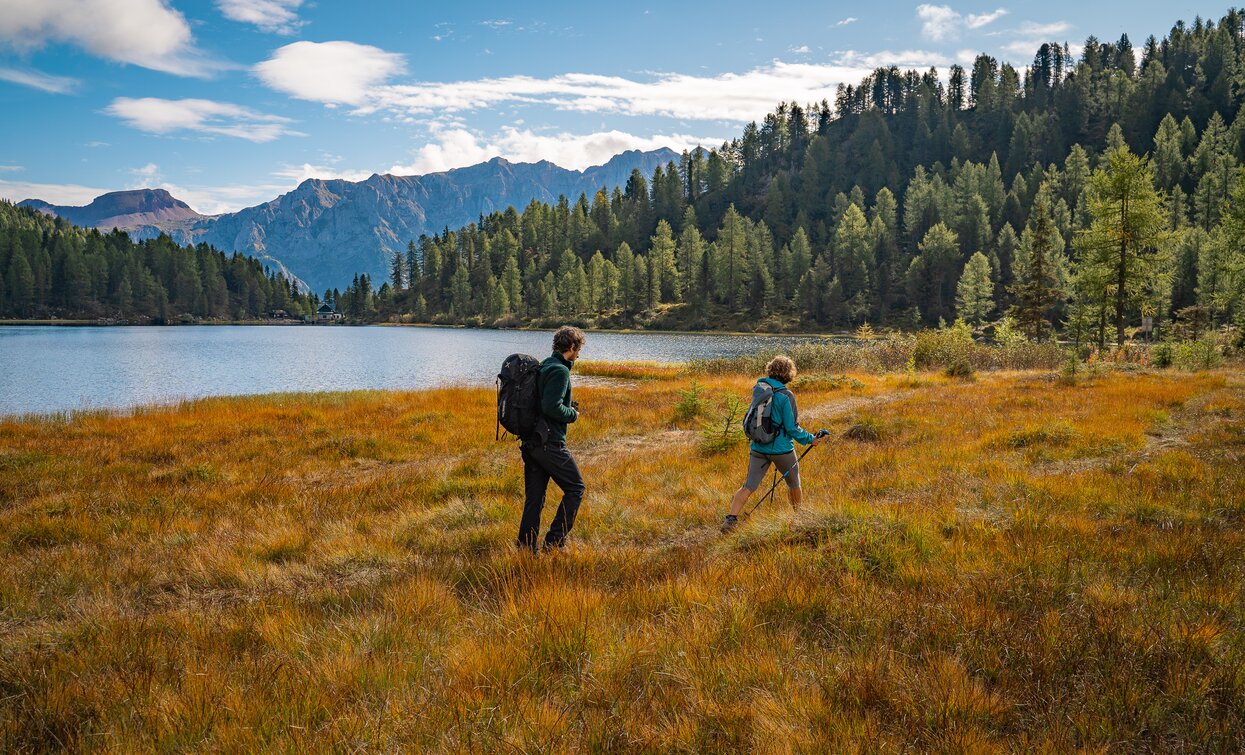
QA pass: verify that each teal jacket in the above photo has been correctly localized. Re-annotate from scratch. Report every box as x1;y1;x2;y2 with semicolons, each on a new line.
750;377;816;455
537;351;578;443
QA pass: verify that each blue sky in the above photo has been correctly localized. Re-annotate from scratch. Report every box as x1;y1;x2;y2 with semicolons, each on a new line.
0;1;1228;214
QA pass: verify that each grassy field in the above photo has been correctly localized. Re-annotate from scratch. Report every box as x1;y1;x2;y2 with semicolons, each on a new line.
1;364;1243;751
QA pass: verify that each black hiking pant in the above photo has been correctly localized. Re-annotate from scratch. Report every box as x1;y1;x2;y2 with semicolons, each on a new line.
518;440;585;551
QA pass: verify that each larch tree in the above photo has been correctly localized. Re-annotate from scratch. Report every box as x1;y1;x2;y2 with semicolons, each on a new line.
956;251;995;327
1073;146;1170;346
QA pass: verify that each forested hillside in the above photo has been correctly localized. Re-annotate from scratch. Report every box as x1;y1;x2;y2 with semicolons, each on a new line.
0;202;314;322
360;9;1245;345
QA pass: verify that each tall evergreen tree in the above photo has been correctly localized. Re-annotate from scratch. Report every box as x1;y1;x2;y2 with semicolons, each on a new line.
956;251;995;327
1009;194;1065;339
1074;146;1170;345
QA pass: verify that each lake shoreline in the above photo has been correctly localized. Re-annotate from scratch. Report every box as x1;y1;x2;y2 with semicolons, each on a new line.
0;318;856;339
1;326;825;416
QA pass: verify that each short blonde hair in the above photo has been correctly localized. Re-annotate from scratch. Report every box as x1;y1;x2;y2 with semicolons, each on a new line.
766;355;797;384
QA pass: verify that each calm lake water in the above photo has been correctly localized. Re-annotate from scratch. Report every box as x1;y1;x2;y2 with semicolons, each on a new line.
0;325;822;416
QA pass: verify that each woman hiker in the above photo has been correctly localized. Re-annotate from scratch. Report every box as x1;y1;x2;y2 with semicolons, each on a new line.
721;355;822;533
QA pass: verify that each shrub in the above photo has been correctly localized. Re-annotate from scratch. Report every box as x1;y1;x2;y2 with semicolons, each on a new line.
790;374;865;391
944;359;975;380
686;327;1066;376
991;316;1028;348
1174;338;1223;371
701;395;746;454
844;416;885;443
672;381;708;425
912;321;976;369
1152;342;1174;368
1005;421;1076;448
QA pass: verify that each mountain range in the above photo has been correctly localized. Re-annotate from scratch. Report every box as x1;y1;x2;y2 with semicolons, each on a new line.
19;147;680;293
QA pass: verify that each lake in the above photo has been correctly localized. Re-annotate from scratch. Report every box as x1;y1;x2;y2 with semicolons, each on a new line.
0;325;822;416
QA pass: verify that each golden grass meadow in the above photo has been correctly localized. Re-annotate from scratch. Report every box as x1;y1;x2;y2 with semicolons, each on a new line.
2;361;1244;751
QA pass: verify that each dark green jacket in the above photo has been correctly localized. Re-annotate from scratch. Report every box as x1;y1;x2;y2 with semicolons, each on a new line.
537;351;578;443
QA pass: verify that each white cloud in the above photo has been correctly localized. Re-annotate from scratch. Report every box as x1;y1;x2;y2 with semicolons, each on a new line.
918;5;1008;42
389;126;725;175
1016;20;1072;37
153;182;291;215
998;21;1074;60
216;0;304;35
272;163;374;183
0;0;221;76
0;66;78;93
967;9;1008;28
254;41;957;123
835;49;953;69
351;56;949;123
917;5;960;41
789;45;811;54
254;41;406;105
129;163;161;186
481;19;512;29
0;179;109;206
0;165;23;172
105;97;302;142
836;17;859;26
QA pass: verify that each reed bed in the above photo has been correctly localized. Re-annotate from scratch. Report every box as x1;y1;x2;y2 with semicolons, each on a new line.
1;366;1243;751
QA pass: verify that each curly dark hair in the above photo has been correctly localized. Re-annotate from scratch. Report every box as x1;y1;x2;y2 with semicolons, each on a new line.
553;325;586;354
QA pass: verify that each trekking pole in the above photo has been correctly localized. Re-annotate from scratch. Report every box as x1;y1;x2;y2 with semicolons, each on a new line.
744;429;830;518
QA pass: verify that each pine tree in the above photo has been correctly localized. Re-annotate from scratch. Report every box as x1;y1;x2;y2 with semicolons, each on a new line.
677;207;705;304
956;251;995;327
615;242;635;311
1207;176;1245;325
649;220;679;303
7;245;34;317
405;240;420;285
1191;112;1238;231
1009;195;1064;339
1074;146;1171;346
633;254;650;311
834;204;875;322
502;254;522;317
390;252;406;292
1152;114;1185;192
912;223;960;324
586;251;606;311
713;205;750;310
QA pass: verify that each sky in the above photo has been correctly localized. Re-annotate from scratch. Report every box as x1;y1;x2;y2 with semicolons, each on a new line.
0;1;1230;215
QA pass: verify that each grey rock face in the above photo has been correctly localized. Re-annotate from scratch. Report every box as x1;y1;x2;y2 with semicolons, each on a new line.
21;148;681;293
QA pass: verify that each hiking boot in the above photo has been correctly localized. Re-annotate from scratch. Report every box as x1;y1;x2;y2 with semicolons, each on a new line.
720;514;739;533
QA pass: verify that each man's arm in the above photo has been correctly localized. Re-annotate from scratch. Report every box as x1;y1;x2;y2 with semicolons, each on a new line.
540;366;578;424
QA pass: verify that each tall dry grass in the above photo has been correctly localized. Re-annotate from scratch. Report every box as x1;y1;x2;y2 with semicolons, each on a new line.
1;366;1243;750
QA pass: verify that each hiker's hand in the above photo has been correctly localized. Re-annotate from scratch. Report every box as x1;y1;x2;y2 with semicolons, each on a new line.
571;401;580;412
809;436;822;447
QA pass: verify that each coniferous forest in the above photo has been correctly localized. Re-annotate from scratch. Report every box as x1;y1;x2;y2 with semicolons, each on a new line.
0;201;315;323
335;8;1245;347
6;10;1245;347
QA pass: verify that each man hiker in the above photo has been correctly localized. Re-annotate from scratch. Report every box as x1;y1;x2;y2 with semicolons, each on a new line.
721;355;822;533
518;326;587;552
